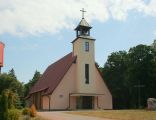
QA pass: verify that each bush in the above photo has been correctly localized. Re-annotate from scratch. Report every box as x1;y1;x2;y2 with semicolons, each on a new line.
7;109;20;120
30;104;37;117
23;115;31;120
22;108;30;115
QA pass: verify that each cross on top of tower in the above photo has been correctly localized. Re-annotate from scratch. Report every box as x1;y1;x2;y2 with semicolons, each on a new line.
80;8;86;19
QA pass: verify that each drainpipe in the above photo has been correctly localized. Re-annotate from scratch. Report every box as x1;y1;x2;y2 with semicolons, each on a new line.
68;93;71;110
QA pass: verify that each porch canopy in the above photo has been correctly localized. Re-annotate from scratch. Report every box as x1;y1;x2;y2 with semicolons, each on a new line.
70;93;104;96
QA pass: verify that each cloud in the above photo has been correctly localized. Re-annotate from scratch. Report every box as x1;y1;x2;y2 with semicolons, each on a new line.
0;0;156;36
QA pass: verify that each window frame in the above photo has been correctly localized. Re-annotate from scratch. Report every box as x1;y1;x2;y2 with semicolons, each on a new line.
85;42;89;52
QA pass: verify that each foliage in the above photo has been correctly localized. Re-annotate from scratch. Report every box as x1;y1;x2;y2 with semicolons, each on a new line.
8;69;17;79
0;69;24;96
30;104;37;117
0;90;9;120
151;39;156;49
0;69;24;109
102;42;156;109
22;108;30;115
8;90;17;109
0;89;19;120
7;109;20;120
103;51;129;108
24;71;41;97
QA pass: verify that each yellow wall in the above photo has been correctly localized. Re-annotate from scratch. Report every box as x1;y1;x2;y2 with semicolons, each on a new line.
73;38;96;93
42;96;49;110
73;37;112;109
41;37;112;110
49;64;76;110
94;67;112;109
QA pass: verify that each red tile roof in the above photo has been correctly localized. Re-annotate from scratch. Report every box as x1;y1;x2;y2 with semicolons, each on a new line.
29;52;76;95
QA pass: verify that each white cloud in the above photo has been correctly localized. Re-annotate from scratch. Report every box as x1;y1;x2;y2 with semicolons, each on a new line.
0;0;156;36
108;0;146;21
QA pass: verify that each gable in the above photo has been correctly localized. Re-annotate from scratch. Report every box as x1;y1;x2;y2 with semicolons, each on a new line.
95;65;112;96
29;52;77;95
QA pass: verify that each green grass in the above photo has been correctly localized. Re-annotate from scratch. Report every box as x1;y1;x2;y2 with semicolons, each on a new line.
67;110;156;120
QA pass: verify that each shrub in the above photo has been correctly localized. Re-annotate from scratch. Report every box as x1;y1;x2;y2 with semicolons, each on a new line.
7;109;20;120
30;104;37;117
23;115;31;120
22;108;30;115
0;90;9;120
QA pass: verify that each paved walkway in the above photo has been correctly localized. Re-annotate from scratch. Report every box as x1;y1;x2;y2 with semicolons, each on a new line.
38;111;112;120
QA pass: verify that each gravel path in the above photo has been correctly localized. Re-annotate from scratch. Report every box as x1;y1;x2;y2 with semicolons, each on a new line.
38;111;112;120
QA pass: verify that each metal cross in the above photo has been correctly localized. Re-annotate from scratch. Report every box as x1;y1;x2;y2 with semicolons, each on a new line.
80;8;86;19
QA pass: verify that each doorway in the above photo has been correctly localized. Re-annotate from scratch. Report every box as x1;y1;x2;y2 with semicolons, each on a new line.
76;96;93;109
82;96;93;109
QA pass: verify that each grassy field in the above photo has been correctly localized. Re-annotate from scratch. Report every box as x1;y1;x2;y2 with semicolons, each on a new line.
68;110;156;120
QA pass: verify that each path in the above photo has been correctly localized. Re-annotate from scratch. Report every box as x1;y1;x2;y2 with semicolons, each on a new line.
38;111;112;120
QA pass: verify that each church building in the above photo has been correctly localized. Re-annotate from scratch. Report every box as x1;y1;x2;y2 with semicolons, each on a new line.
28;9;112;110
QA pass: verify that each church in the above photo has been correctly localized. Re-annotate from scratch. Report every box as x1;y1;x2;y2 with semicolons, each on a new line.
28;9;112;110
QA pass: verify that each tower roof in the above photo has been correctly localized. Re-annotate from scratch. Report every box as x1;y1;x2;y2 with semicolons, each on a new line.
75;18;92;30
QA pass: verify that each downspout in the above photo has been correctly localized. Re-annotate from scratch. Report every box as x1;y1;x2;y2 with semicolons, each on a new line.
68;93;71;110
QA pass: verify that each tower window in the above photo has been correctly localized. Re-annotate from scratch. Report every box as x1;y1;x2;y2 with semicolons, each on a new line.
85;42;89;51
85;64;89;84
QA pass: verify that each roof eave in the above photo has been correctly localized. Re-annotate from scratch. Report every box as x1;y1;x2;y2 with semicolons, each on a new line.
71;36;95;43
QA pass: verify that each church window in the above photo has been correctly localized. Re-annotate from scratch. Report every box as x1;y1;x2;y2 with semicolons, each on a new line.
85;42;89;51
85;64;89;84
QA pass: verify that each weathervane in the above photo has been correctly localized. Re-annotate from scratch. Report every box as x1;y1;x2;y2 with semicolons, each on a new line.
80;8;86;19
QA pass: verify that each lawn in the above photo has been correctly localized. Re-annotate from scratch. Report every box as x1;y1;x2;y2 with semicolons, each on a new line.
68;110;156;120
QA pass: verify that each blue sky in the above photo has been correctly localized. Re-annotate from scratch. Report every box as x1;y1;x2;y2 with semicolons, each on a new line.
0;0;156;83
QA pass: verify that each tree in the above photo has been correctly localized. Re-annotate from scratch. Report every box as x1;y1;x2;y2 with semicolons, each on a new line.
0;90;8;120
0;90;19;120
151;39;156;49
102;51;129;109
30;70;41;87
102;44;156;109
0;72;24;96
0;69;24;109
128;44;156;108
24;71;41;97
8;69;17;79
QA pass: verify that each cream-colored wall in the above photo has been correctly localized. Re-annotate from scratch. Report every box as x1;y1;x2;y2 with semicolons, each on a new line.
73;38;97;93
41;37;112;110
73;37;112;109
42;96;49;110
49;64;76;110
70;97;77;110
94;97;98;109
94;68;112;109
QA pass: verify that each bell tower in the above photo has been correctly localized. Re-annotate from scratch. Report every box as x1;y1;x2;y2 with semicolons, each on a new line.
75;8;92;37
72;9;96;93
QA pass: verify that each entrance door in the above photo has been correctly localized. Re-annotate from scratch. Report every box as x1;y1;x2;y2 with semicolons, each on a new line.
82;96;93;109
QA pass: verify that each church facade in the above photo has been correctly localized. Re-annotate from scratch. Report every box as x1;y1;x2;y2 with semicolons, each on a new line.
28;14;112;110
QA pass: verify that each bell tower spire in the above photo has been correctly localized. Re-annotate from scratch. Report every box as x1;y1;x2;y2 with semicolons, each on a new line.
75;8;92;37
72;9;96;93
